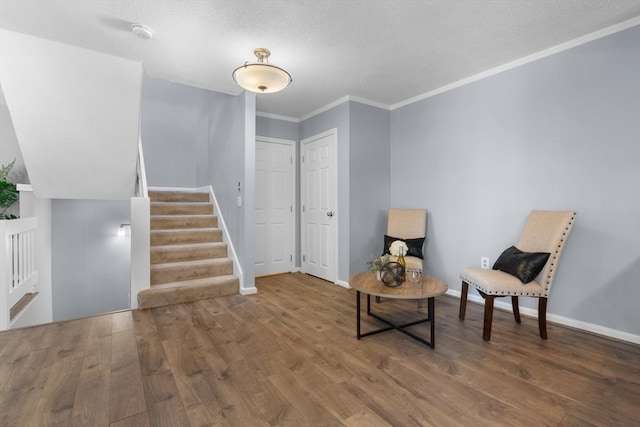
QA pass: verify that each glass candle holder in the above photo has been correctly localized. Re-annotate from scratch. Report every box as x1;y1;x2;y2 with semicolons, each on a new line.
407;268;422;283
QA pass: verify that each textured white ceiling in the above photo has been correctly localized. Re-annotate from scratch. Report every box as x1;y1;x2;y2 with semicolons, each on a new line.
0;0;638;119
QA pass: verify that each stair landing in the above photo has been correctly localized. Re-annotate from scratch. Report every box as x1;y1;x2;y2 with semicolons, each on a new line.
138;190;239;309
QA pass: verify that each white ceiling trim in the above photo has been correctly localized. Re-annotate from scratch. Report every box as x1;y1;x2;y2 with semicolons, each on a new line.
348;96;391;111
297;95;350;122
256;111;299;123
391;17;640;110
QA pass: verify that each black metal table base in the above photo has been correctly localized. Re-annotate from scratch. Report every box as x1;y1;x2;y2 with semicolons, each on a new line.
356;291;436;349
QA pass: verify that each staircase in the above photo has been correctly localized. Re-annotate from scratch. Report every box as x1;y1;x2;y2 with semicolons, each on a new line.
137;190;239;309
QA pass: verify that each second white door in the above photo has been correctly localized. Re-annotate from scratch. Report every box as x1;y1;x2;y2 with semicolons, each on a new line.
255;138;295;276
301;130;337;282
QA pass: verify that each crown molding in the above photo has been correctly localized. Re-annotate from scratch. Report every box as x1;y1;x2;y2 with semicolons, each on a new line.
347;95;390;111
297;95;390;122
297;95;350;122
256;111;299;123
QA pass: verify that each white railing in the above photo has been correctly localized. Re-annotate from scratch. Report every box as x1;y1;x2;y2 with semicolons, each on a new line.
136;136;149;197
0;217;38;330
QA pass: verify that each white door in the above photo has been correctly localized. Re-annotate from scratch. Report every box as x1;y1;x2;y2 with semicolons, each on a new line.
255;137;295;276
301;130;337;282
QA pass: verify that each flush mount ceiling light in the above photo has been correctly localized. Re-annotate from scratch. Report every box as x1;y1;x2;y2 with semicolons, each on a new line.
131;24;153;40
232;48;292;94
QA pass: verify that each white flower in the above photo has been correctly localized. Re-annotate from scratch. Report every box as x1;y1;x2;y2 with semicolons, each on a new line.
389;240;408;257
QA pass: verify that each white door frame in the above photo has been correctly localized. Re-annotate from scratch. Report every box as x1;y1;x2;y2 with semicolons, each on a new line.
255;136;297;274
300;128;338;284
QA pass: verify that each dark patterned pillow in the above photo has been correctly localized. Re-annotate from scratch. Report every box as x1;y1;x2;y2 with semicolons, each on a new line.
383;235;425;259
493;246;550;284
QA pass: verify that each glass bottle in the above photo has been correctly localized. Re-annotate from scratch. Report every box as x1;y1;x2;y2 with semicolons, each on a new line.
397;246;406;282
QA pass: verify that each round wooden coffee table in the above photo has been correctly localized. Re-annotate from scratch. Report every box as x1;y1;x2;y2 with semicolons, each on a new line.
350;271;448;349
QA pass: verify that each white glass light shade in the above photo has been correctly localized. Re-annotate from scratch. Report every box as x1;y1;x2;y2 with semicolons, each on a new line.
118;223;130;237
232;63;292;94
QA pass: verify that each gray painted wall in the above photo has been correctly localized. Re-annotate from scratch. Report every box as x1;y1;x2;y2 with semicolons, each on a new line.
195;89;246;243
141;75;199;187
52;199;131;322
300;102;351;282
390;26;640;335
349;102;391;277
256;115;299;141
194;88;240;187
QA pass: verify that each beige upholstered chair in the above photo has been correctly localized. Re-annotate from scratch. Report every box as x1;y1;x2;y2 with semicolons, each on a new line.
386;208;427;270
377;208;428;306
459;210;576;341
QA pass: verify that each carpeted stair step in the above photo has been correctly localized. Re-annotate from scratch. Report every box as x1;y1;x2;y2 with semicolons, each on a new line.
151;215;218;230
151;258;233;285
151;228;222;246
149;190;210;203
151;202;213;216
151;242;228;264
137;275;239;309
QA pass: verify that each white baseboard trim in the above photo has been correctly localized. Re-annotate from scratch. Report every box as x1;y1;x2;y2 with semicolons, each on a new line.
335;279;350;289
447;289;640;345
240;286;257;295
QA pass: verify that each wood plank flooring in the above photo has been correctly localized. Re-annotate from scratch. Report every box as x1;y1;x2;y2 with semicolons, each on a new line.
1;273;638;426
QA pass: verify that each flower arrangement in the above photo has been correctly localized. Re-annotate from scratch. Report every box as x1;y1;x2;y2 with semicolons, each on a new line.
367;254;391;272
389;240;408;257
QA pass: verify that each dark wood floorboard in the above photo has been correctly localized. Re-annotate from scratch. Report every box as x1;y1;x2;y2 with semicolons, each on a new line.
0;272;638;426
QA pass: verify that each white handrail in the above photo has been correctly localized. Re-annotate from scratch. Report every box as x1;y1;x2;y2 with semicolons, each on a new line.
136;136;148;197
0;217;38;330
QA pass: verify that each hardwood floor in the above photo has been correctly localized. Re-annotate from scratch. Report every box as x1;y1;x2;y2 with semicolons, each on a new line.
1;273;638;426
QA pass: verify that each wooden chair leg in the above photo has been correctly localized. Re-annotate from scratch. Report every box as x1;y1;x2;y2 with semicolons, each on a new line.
482;295;495;341
538;298;548;339
375;296;381;303
511;296;521;323
459;281;469;320
417;299;423;309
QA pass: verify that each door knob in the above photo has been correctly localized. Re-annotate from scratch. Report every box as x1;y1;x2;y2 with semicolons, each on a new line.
327;211;334;217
